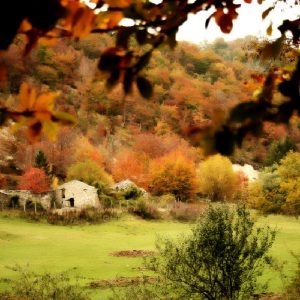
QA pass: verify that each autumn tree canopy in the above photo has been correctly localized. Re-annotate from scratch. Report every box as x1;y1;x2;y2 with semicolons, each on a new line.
0;0;299;153
18;167;50;193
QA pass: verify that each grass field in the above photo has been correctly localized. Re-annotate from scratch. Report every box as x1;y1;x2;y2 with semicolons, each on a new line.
0;211;299;299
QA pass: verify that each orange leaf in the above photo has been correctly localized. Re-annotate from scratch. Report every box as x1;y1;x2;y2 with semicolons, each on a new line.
106;0;132;8
17;83;37;111
95;11;123;30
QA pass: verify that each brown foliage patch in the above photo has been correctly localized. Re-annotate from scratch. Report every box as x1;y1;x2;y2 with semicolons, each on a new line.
110;249;155;257
89;276;158;289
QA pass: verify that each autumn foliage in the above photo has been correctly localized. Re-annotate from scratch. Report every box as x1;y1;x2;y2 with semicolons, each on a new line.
149;151;197;202
111;149;148;189
198;154;238;202
18;167;50;193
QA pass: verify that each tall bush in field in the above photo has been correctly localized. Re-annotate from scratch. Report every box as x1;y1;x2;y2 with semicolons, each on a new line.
198;154;237;201
18;167;50;193
116;205;276;300
149;151;197;202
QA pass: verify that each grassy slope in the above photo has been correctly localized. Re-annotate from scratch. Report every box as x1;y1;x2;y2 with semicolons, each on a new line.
0;212;299;298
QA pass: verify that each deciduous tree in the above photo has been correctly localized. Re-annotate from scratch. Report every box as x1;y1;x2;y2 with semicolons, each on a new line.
198;154;238;201
149;151;197;201
18;167;50;193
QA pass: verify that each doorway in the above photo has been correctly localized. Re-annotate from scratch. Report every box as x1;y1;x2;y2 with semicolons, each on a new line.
69;198;75;207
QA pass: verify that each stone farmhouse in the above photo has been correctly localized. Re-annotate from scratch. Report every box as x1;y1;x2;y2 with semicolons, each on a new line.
0;180;100;211
55;180;100;209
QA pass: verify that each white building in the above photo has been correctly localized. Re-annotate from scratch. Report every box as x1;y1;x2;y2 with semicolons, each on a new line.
55;180;100;209
232;164;259;182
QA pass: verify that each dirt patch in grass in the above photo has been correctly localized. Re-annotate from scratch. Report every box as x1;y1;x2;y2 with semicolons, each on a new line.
90;276;158;289
111;249;155;257
254;293;283;299
132;266;149;271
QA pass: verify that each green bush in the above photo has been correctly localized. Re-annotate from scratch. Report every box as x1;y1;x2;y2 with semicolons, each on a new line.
128;198;160;220
1;265;89;300
146;205;276;299
123;186;143;200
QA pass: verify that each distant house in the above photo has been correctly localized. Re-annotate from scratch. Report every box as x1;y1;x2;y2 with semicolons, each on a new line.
232;164;259;182
112;179;147;196
55;180;99;209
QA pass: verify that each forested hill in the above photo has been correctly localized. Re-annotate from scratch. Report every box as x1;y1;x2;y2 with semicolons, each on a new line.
0;34;299;188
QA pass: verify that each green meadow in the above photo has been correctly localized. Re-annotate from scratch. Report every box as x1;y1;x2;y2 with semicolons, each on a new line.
0;212;299;299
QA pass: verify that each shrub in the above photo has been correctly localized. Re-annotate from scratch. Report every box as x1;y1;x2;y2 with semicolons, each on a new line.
1;265;89;300
198;154;238;201
123;185;143;200
21;208;119;225
128;198;160;220
46;208;119;225
147;205;276;299
169;202;207;222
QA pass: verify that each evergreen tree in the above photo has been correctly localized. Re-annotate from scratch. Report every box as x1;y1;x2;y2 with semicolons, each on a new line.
264;139;296;166
34;150;50;176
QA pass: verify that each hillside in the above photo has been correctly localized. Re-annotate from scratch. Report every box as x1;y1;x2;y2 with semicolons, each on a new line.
0;34;299;189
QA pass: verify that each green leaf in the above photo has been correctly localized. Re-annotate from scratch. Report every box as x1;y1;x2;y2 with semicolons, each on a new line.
136;76;153;99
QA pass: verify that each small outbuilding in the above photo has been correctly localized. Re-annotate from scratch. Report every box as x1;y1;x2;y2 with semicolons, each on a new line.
55;180;99;209
112;179;147;197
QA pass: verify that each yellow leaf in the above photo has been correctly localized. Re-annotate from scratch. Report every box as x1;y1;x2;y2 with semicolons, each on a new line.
51;176;59;189
266;23;272;36
95;11;123;30
43;121;59;140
